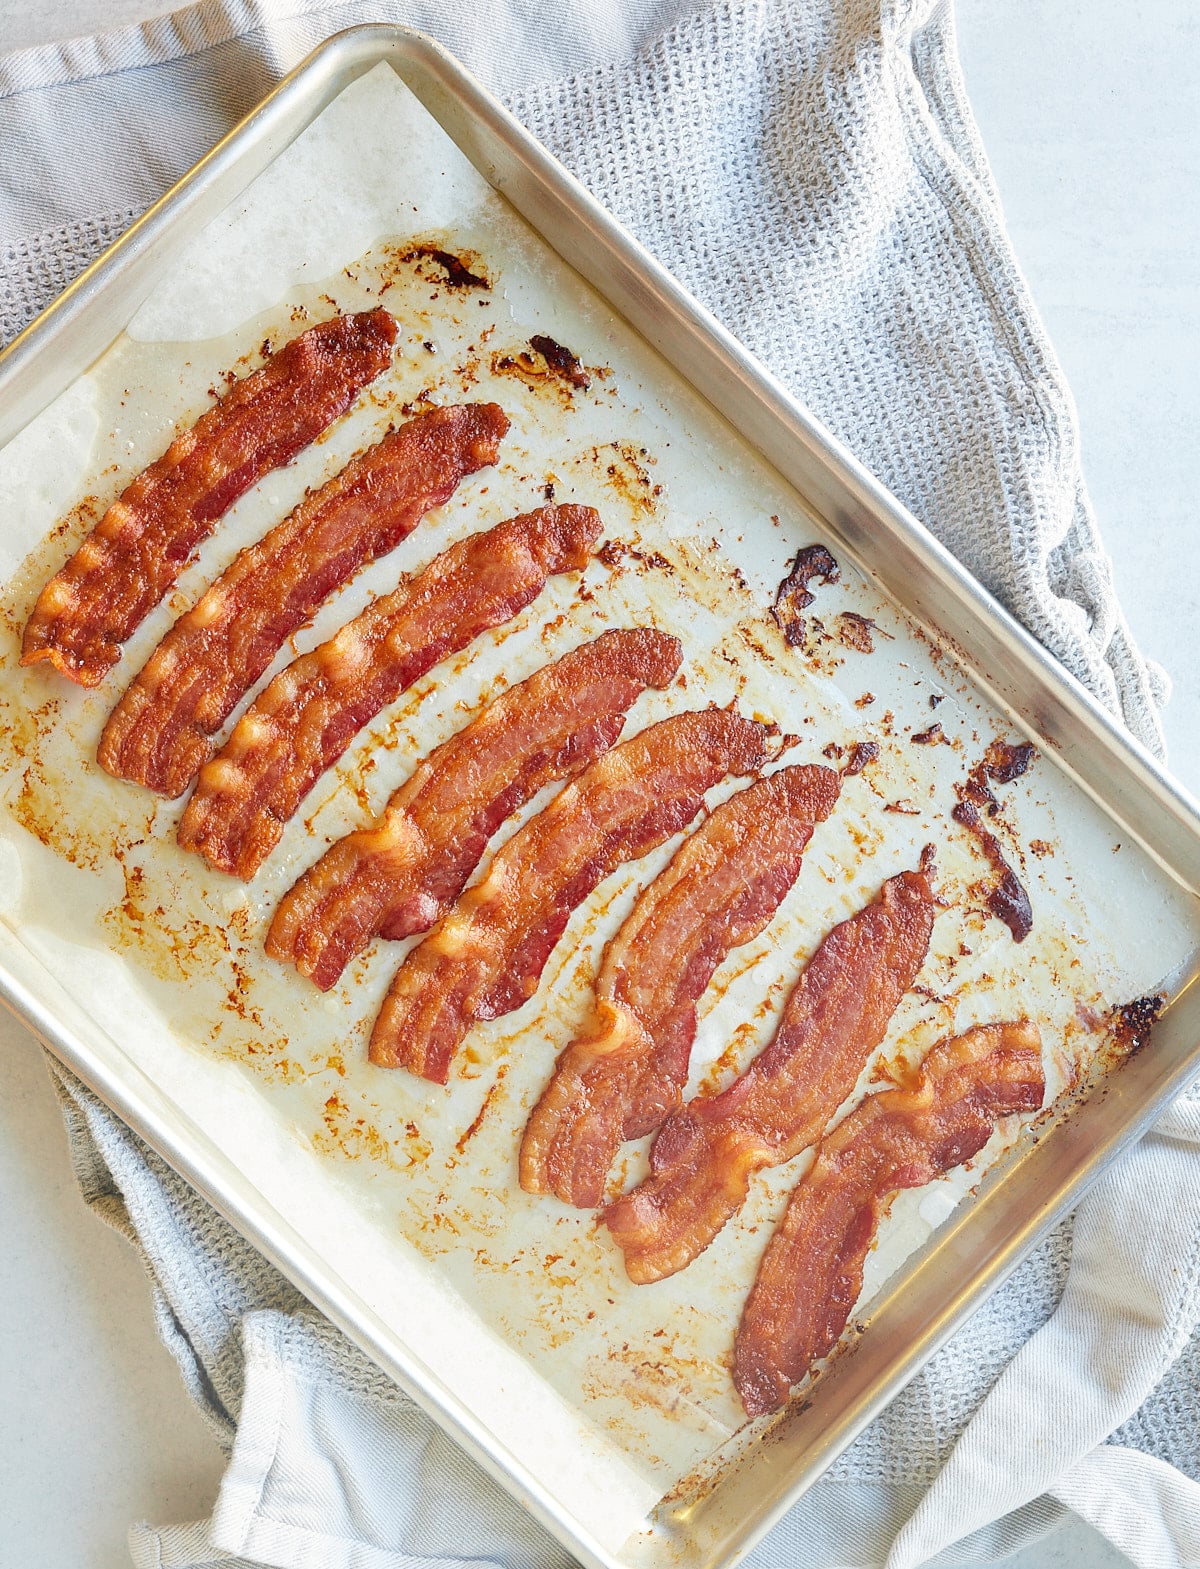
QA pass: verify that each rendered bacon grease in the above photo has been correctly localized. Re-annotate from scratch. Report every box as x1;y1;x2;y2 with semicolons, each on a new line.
99;402;509;797
369;709;770;1084
179;503;602;880
605;854;938;1284
22;309;398;686
268;627;684;988
520;764;843;1208
734;1021;1045;1416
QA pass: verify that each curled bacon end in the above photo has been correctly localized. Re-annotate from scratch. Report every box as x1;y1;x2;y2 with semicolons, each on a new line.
604;859;938;1284
98;401;509;798
178;502;601;880
266;626;684;988
520;763;843;1208
734;1020;1045;1417
22;310;398;687
369;708;770;1085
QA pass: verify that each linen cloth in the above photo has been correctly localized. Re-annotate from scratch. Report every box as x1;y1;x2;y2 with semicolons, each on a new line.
3;0;1197;1564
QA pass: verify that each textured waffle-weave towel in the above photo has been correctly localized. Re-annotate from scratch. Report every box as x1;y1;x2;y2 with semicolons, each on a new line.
4;0;1198;1565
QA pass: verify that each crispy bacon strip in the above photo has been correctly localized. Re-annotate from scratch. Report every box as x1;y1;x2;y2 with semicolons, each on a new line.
734;1020;1045;1416
520;764;843;1207
604;858;938;1283
370;709;769;1085
22;311;398;687
267;627;684;988
177;503;601;880
99;402;509;797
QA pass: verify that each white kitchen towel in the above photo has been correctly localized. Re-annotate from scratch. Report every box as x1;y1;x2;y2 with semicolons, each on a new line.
5;0;1195;1565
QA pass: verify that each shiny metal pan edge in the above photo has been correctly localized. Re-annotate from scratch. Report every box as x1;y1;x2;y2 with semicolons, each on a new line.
2;24;1200;1569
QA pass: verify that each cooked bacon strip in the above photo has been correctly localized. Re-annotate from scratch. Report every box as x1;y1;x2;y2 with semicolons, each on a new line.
520;764;843;1207
734;1020;1044;1416
604;858;937;1283
370;710;769;1085
98;402;509;797
22;310;398;687
267;627;684;988
177;503;601;880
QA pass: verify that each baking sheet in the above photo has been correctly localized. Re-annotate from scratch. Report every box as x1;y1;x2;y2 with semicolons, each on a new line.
2;61;1199;1555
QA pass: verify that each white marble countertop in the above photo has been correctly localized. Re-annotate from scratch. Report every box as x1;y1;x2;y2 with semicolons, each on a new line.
1;3;1196;1565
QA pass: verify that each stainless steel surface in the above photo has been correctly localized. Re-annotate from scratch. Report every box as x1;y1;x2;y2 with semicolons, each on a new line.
2;24;1200;1569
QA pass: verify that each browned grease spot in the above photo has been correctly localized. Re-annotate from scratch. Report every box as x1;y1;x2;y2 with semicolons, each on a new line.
595;538;670;572
399;244;489;289
99;849;239;983
9;728;107;875
772;544;839;647
313;1093;430;1170
455;1066;509;1155
597;442;661;517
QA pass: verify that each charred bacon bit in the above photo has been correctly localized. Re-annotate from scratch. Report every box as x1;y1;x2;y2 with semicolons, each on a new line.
1110;993;1166;1057
604;859;938;1284
267;627;684;988
910;722;944;745
982;738;1037;785
178;503;601;880
21;310;398;687
842;740;879;777
951;798;1033;943
369;710;769;1085
960;738;1038;815
772;544;839;648
519;764;842;1208
402;244;489;289
952;736;1038;943
530;335;591;390
98;403;509;798
733;1020;1045;1417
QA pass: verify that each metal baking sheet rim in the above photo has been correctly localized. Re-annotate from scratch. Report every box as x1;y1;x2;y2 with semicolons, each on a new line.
2;25;1200;1569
